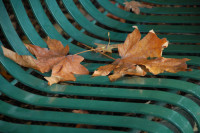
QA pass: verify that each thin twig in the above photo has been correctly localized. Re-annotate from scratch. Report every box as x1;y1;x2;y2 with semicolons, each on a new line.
107;32;110;48
79;43;93;49
101;52;116;60
75;49;94;55
78;43;116;60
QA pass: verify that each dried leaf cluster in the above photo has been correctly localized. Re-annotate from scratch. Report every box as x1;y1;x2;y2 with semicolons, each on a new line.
1;37;89;85
92;26;190;81
2;27;190;85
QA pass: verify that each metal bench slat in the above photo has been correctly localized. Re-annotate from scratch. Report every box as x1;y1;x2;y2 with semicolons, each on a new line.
0;0;30;55
0;0;200;132
0;76;196;133
0;101;174;133
0;120;126;133
62;0;200;43
80;0;200;33
131;0;200;5
116;0;200;14
98;0;200;23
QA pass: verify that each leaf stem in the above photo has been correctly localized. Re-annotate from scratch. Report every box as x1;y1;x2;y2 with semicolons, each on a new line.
101;52;116;60
75;49;94;55
107;32;110;48
77;43;116;60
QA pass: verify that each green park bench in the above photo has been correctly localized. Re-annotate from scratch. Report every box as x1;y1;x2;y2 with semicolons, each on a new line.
0;0;200;132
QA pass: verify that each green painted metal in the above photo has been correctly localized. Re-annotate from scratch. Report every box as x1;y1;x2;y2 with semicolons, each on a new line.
0;101;173;133
0;121;126;133
62;0;200;43
74;75;200;99
0;0;200;132
0;53;200;131
141;6;200;15
131;0;200;5
0;76;196;133
44;0;109;44
0;51;200;97
0;50;200;88
97;0;200;23
116;0;200;14
62;0;127;41
80;0;200;33
10;0;46;47
0;0;30;55
28;0;200;54
2;0;113;62
0;52;199;97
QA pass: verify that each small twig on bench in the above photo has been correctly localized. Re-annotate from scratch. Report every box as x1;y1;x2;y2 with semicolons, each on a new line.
76;43;116;60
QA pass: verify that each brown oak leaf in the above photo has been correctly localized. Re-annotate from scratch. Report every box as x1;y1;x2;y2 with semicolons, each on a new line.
124;1;153;14
93;26;190;81
2;37;89;85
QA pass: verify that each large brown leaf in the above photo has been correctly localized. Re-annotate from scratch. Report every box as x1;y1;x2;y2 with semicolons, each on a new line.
118;27;168;58
93;27;190;81
2;38;88;85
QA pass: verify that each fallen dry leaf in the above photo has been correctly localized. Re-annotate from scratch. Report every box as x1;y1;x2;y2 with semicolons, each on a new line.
93;26;190;81
124;1;153;14
0;64;12;80
44;55;89;85
72;110;89;114
118;27;168;58
2;37;89;85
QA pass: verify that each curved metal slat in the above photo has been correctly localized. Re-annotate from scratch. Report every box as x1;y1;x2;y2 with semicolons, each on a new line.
134;0;200;5
0;101;173;133
0;52;200;97
10;0;46;47
44;0;109;44
116;0;200;14
62;0;200;43
97;0;200;23
0;50;200;87
1;0;200;132
28;0;200;54
0;56;200;130
0;76;195;133
0;52;199;98
62;0;127;41
2;0;113;62
74;75;200;100
165;45;200;54
80;0;200;33
0;121;126;133
0;0;30;55
141;7;200;15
